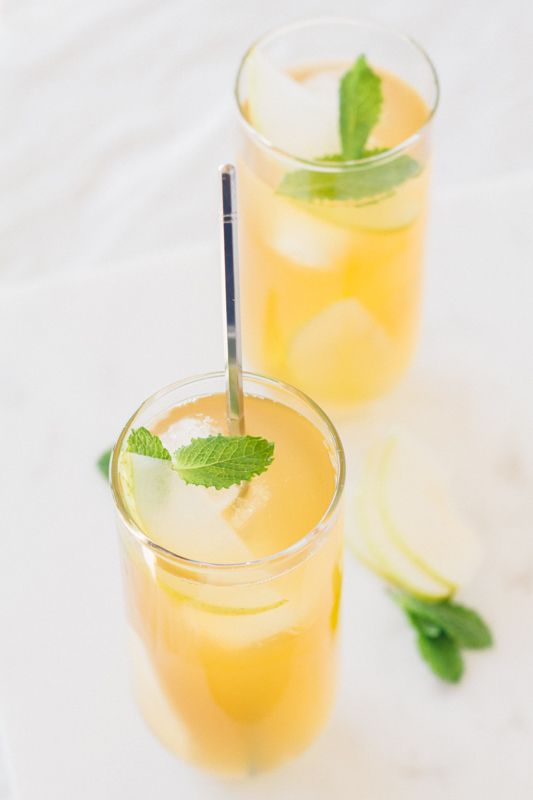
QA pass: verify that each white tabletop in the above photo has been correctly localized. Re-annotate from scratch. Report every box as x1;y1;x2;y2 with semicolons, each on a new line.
1;0;532;798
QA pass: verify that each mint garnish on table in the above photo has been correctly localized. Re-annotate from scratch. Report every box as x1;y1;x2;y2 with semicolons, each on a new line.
97;448;112;479
127;427;274;490
391;591;493;683
278;54;421;203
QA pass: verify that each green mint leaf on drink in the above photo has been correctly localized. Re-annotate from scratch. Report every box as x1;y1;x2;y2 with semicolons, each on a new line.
125;428;275;489
416;629;464;683
173;434;274;490
127;427;171;460
361;147;390;158
97;447;112;480
339;54;383;159
278;155;420;202
391;590;493;683
277;54;421;203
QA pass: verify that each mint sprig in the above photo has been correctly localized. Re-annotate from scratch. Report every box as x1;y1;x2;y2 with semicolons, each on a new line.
125;428;274;490
340;55;383;159
415;629;464;683
97;448;112;480
174;434;274;489
278;155;420;203
127;427;171;461
277;54;420;204
392;591;493;683
394;592;493;649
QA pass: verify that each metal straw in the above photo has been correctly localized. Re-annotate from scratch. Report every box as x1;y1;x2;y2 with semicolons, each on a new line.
220;164;245;435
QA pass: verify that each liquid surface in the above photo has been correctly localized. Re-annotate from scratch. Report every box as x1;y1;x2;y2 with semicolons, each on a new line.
292;61;429;150
146;393;336;560
240;60;431;406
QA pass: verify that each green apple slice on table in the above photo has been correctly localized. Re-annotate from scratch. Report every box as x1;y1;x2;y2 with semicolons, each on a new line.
347;433;482;599
351;444;451;600
376;433;482;590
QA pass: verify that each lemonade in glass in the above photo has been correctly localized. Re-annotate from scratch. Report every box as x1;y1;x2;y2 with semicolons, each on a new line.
236;19;439;407
111;372;345;776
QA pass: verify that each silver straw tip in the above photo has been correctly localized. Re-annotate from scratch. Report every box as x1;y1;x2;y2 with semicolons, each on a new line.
220;163;237;220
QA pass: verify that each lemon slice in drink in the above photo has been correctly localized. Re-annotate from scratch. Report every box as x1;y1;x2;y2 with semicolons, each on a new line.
247;50;339;159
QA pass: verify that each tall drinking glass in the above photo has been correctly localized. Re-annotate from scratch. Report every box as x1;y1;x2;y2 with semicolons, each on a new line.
111;372;345;776
235;19;439;408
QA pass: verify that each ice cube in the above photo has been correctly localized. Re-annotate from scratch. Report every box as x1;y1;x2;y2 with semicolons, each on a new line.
288;298;392;398
160;415;222;452
159;417;242;513
222;479;271;530
248;50;339;158
301;69;343;103
269;199;353;270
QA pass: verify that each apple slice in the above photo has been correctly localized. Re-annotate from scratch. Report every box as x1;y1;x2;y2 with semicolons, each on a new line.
348;447;451;600
376;433;483;590
119;452;252;564
247;49;339;159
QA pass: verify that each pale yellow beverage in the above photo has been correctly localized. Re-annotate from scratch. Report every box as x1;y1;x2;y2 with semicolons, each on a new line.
112;373;344;776
236;20;439;407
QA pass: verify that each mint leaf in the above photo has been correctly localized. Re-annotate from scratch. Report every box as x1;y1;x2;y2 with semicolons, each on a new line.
97;448;112;480
405;610;443;639
393;592;493;650
173;435;274;490
127;427;171;461
362;147;389;157
277;154;420;203
416;630;464;683
391;591;492;683
123;429;275;489
340;55;383;159
277;54;421;203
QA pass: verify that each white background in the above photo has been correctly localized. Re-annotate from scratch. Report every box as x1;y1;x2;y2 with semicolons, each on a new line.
0;0;532;798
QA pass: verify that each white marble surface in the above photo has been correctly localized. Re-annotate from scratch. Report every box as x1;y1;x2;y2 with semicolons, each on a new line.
0;0;532;797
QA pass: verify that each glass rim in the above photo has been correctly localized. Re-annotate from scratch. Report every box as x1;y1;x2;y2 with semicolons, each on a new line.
111;370;346;572
234;15;440;172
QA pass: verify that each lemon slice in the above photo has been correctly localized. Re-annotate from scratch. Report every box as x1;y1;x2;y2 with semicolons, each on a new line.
268;195;353;270
348;446;450;600
376;433;482;589
247;49;339;159
157;576;287;617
